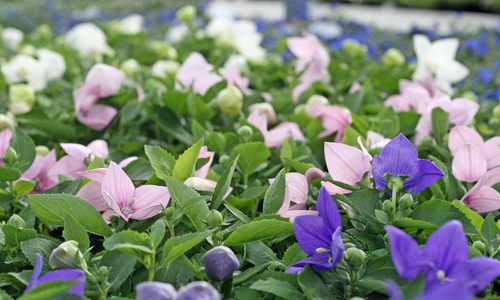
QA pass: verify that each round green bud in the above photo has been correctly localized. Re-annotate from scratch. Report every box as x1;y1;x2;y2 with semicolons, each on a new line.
98;266;109;281
49;240;82;269
206;210;224;228
462;91;478;103
342;40;368;59
149;41;177;60
345;248;366;267
219;154;229;165
472;240;486;254
36;24;52;40
165;207;175;219
237;125;253;142
3;147;18;163
382;48;405;67
216;86;243;117
294;104;307;116
9;84;35;115
120;58;140;78
8;214;26;229
0;113;15;131
382;200;393;215
493;105;500;119
398;194;413;209
176;5;196;23
19;44;37;56
419;135;433;146
35;145;50;157
489;117;500;130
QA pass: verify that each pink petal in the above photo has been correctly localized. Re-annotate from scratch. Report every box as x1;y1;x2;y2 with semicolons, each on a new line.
73;85;99;113
61;143;92;160
448;126;484;155
247;110;268;134
281;209;319;223
320;181;353;194
316;106;352;139
286;173;308;205
305;167;326;182
21;155;45;180
483;137;500;169
176;52;221;96
221;66;249;93
87;140;109;159
192;73;223;96
130;205;163;220
47;155;86;182
292;81;312;103
132;185;170;216
85;64;126;98
448;98;479;126
77;181;109;211
483;167;500;187
195;146;214;179
118;156;138;169
101;210;115;224
452;143;487;182
348;82;362;94
265;122;305;149
0;129;12;157
287;35;317;63
77;104;117;131
79;168;107;183
384;95;412;112
101;162;135;210
462;186;500;213
324;142;371;186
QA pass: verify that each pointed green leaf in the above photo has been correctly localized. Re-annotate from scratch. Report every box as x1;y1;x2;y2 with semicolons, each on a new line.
151;219;166;249
1;225;37;247
9;128;36;173
250;278;305;300
172;138;204;182
224;219;293;246
159;229;216;268
63;212;90;252
145;145;176;181
230;142;270;178
165;178;208;231
298;265;332;300
263;168;286;214
0;166;21;182
211;155;239;210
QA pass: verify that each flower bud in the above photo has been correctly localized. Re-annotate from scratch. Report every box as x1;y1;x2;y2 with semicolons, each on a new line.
489;117;500;130
342;40;368;59
9;84;35;115
305;95;329;119
177;5;196;23
152;60;180;79
8;214;26;229
472;241;486;254
217;86;243;117
419;135;433;146
294;104;307;116
184;177;215;193
248;103;277;124
176;281;220;300
149;40;178;60
97;266;109;282
19;44;37;56
345;247;365;267
206;210;224;228
3;147;18;163
0;113;15;131
120;58;140;78
219;154;229;164
36;24;52;40
202;246;239;281
35;145;50;156
382;48;405;67
49;240;83;269
374;209;389;224
381;200;393;215
462;91;478;103
237;125;253;142
398;194;413;209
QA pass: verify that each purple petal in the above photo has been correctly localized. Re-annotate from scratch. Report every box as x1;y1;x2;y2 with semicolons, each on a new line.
405;159;445;194
330;227;344;266
176;281;221;300
293;215;330;256
37;269;86;297
418;276;474;300
316;187;342;234
385;280;404;300
464;256;500;294
202;246;240;281
385;225;423;281
136;282;177;300
25;253;43;292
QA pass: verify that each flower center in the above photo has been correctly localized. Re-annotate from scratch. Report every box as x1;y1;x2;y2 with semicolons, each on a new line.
316;248;329;254
436;269;454;284
17;68;27;78
120;198;136;216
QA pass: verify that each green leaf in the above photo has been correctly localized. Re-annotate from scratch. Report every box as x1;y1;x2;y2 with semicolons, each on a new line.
99;251;136;292
123;157;155;181
163;90;188;116
1;225;37;247
187;93;214;123
224;203;252;224
21;238;59;272
452;200;483;234
282;243;307;267
246;241;279;265
263;168;286;214
481;214;500;255
18;280;78;300
250;278;305;300
103;231;153;263
230;142;270;178
208;132;226;155
151;219;166;249
224;219;294;246
281;157;315;175
28;194;112;237
343;90;364;113
335;189;384;229
145;145;176;181
377;107;399;138
234;287;261;300
0;166;21;182
431;107;449;147
165;178;208;231
172;138;204;182
63;212;90;252
233;264;270;285
297;265;332;300
159;229;216;268
211;155;239;210
22;120;76;140
392;218;438;230
13;181;35;198
9;128;36;173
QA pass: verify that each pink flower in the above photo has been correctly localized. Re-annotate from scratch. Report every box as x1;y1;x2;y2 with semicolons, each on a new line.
287;33;330;102
247;111;305;149
220;66;249;93
384;77;445;114
366;131;390;149
316;106;352;142
20;150;57;193
74;64;125;131
77;168;109;211
193;146;232;198
322;141;372;194
449;126;500;182
0;129;13;161
461;167;500;213
101;162;170;221
270;172;319;222
176;52;222;95
47;140;109;181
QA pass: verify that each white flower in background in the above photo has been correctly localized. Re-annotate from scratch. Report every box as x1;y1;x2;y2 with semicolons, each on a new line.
1;55;46;91
165;24;189;43
37;48;66;82
412;34;469;95
119;14;144;35
224;54;248;73
0;113;16;131
2;27;24;50
66;23;112;59
152;60;180;79
305;95;329;119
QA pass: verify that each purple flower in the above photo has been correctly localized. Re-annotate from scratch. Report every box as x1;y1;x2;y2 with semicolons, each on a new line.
371;133;444;194
202;246;239;281
386;278;474;300
136;282;177;300
285;186;344;275
176;281;221;300
25;253;85;299
385;220;500;297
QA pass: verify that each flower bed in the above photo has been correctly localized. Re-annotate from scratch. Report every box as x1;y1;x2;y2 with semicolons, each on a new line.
1;2;500;300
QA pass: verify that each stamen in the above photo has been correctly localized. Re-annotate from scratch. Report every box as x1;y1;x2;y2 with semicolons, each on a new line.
316;248;329;254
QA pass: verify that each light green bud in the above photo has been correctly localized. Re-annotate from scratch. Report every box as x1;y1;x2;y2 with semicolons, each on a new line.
120;58;140;78
9;84;35;115
217;86;243;117
382;48;405;67
237;125;253;142
342;40;368;58
177;5;196;23
108;19;121;33
35;145;50;156
97;266;109;281
489;117;500;130
219;154;229;164
0;113;15;131
3;147;17;163
36;24;52;40
19;44;37;56
8;214;26;229
49;240;82;269
345;248;366;267
206;210;224;228
149;40;178;60
294;104;307;116
382;200;393;215
398;194;413;209
472;240;486;254
462;91;478;103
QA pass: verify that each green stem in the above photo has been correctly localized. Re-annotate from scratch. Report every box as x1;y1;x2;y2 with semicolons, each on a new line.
391;185;399;221
148;254;156;282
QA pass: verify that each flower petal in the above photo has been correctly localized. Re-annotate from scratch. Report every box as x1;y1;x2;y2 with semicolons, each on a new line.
132;185;171;211
316;187;342;234
464;256;500;294
451;143;487;183
136;282;177;300
61;143;91;160
483;137;500;169
385;225;422;281
324;142;370;187
101;162;135;211
87;140;109;159
404;159;444;194
77;104;117;131
77;181;109;211
293;215;330;255
47;155;86;182
37;269;86;297
448;126;484;155
25;253;43;292
462;186;500;213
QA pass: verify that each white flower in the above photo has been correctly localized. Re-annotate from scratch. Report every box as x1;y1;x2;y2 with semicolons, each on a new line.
2;27;24;50
66;23;112;59
37;48;66;82
248;103;277;124
1;55;46;91
152;60;180;78
119;14;144;35
412;35;469;95
165;24;189;43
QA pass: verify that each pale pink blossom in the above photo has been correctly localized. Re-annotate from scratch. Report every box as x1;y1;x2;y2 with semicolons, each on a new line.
248;103;277;124
247;111;305;149
366;131;390;149
20;150;57;193
220;66;249;93
316;106;352;142
461;167;500;213
305;95;329;119
0;129;12;160
176;52;222;95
